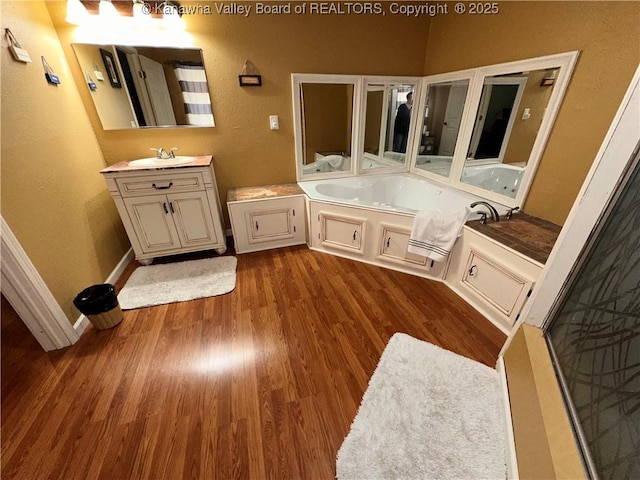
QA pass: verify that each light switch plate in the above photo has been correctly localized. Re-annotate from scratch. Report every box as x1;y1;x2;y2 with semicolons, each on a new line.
269;115;279;130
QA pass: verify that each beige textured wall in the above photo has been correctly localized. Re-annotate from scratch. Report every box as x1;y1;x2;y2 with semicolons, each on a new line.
424;1;640;226
1;1;131;323
47;1;432;223
503;70;554;165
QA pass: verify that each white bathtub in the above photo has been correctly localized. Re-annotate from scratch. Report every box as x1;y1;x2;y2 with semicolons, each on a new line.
462;163;524;198
299;173;508;217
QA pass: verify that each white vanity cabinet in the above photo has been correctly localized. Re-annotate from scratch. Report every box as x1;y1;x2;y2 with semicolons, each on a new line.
307;200;448;279
445;226;543;333
101;156;226;264
227;184;307;254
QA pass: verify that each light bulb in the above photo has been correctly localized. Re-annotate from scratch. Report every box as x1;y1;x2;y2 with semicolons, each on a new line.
163;3;185;30
99;0;119;19
65;0;89;25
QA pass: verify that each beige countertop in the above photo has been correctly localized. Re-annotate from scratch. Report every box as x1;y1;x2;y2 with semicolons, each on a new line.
100;155;213;174
227;184;305;202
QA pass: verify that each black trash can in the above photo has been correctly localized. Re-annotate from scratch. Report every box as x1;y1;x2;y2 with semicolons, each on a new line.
73;283;123;330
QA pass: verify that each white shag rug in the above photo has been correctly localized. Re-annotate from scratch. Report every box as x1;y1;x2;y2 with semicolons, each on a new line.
118;256;237;309
336;333;506;480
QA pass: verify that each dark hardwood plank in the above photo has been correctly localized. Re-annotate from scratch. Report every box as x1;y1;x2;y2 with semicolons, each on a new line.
1;246;505;479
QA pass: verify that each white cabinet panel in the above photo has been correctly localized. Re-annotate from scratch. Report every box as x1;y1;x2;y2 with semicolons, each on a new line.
228;195;306;254
377;223;428;267
320;212;366;255
169;192;219;248
248;209;293;243
462;250;533;318
123;195;181;252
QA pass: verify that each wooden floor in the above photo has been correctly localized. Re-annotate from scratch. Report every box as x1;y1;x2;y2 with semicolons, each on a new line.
1;246;505;480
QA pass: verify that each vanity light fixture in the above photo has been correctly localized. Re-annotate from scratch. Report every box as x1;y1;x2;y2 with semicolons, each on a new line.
65;0;90;25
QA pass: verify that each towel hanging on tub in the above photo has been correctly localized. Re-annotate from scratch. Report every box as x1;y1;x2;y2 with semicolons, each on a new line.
407;207;470;262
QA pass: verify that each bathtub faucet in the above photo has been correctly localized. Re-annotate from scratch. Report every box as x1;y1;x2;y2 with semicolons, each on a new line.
470;201;500;224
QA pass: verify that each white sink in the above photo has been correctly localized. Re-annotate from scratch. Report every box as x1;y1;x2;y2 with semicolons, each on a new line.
128;156;195;168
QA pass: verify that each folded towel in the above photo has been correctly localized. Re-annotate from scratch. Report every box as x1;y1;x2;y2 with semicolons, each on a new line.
407;207;470;262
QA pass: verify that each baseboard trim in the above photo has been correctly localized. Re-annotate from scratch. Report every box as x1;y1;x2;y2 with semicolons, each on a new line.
497;356;519;479
73;248;134;336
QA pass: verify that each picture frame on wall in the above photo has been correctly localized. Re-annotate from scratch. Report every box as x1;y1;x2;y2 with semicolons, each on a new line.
99;48;122;88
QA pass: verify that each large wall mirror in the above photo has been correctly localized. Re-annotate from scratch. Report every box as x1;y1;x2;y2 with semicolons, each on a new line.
411;51;579;207
360;79;420;173
292;74;360;178
72;44;214;130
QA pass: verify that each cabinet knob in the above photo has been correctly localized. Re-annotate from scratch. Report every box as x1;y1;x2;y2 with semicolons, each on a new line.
255;221;259;231
468;264;478;277
163;202;169;214
169;202;175;214
386;237;391;248
152;182;173;190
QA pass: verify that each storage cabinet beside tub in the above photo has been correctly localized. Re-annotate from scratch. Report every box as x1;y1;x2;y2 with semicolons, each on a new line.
101;156;226;265
308;201;448;279
445;227;543;332
227;184;306;254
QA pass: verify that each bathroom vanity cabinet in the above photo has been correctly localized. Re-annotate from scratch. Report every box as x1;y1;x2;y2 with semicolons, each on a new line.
101;156;226;264
445;227;543;333
308;201;448;279
227;184;307;254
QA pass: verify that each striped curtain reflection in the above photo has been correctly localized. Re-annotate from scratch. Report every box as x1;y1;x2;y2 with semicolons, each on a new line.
173;63;214;127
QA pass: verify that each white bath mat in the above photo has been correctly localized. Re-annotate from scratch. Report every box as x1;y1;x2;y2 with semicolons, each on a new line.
336;333;506;480
118;256;237;310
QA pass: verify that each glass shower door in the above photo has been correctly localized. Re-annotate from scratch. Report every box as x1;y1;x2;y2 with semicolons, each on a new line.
546;144;640;479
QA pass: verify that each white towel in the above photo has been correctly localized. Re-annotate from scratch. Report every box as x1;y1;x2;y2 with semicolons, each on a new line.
407;207;470;262
323;155;344;169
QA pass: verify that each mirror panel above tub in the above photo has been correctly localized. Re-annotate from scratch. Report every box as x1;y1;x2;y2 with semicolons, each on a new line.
410;51;579;208
360;79;421;173
293;74;360;179
413;72;474;179
71;44;214;130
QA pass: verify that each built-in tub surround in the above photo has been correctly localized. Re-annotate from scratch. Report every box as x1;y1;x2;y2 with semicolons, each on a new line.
301;173;511;281
300;173;509;217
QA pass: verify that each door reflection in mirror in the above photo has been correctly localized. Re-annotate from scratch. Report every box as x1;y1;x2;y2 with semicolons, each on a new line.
300;83;354;174
462;69;559;198
416;79;470;178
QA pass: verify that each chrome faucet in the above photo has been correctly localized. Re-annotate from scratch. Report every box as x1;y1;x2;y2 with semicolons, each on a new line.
150;147;178;159
470;201;500;224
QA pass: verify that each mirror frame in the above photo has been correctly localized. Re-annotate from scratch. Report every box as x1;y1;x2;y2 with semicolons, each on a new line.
292;74;362;181
410;51;579;207
357;76;422;176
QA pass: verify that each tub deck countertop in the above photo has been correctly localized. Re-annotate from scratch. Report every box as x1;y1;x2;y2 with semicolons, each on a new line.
466;212;561;264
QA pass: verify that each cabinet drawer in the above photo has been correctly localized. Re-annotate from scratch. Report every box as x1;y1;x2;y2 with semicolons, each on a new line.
377;223;428;267
320;212;366;255
116;172;205;197
462;249;533;320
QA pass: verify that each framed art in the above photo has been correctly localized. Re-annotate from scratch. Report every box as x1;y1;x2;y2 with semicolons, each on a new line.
238;74;262;87
100;48;122;88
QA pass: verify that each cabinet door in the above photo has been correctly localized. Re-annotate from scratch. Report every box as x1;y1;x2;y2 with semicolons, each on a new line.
320;212;366;255
167;191;219;248
247;209;294;243
462;249;534;321
123;195;181;253
377;223;428;267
